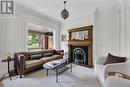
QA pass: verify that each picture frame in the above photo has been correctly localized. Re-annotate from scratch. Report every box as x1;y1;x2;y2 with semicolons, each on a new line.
61;34;67;42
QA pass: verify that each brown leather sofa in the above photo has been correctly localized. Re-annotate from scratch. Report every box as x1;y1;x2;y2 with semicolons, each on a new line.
14;49;64;78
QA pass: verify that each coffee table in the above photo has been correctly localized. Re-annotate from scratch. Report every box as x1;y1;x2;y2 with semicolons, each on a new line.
43;59;72;83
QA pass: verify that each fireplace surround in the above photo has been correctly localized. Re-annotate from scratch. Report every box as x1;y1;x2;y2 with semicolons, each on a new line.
72;46;88;65
68;25;93;66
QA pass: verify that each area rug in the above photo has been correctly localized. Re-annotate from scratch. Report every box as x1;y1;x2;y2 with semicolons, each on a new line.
2;65;101;87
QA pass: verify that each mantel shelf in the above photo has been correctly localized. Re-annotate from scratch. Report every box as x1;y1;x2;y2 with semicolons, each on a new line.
68;40;92;46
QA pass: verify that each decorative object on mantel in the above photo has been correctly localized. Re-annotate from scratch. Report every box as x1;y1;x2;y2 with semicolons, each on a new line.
61;0;69;20
0;53;12;81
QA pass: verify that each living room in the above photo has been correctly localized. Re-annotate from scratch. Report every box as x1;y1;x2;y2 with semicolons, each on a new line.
0;0;130;87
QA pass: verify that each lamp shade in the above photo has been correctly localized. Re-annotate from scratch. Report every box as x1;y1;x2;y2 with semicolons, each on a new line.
61;1;69;20
61;9;69;19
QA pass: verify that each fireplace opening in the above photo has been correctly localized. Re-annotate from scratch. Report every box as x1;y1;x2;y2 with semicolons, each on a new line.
72;46;88;65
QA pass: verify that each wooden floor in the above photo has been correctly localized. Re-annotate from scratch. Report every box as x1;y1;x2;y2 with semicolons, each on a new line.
0;81;4;87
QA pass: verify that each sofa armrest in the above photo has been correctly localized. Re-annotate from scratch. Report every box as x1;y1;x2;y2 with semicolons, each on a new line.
95;56;107;65
19;55;25;78
14;54;26;77
55;50;64;56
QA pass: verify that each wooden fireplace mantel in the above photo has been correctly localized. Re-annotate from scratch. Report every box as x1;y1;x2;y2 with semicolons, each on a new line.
68;40;92;46
68;25;93;66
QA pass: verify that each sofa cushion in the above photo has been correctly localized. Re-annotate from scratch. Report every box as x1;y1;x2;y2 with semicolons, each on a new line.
43;49;55;57
104;53;127;65
51;55;62;60
25;60;42;69
30;53;42;60
40;57;53;63
44;53;53;57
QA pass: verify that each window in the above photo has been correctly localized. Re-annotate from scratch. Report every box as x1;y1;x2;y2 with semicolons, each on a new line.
27;30;54;51
28;33;43;51
27;23;54;51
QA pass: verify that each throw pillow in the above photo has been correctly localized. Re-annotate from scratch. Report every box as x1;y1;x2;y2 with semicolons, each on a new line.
104;53;127;65
43;52;53;57
30;54;42;60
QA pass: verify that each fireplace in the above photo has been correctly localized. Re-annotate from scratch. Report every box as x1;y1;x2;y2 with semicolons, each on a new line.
68;25;93;66
72;46;88;64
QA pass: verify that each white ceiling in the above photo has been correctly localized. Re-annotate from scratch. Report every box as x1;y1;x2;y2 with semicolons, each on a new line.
16;0;120;22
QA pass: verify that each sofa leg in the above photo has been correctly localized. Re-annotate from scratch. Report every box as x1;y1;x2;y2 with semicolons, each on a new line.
20;73;22;78
19;70;23;78
20;75;22;78
19;74;25;78
47;69;48;76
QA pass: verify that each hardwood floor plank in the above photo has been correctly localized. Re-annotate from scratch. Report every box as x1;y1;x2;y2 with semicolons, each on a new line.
0;81;4;87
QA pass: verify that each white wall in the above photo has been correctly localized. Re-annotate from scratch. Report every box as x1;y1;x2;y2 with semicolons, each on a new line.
95;8;120;57
125;6;130;58
0;6;61;77
0;20;9;77
118;0;130;57
128;7;130;58
0;19;9;58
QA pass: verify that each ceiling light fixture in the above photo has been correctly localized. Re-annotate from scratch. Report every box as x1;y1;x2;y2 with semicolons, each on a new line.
61;0;69;20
